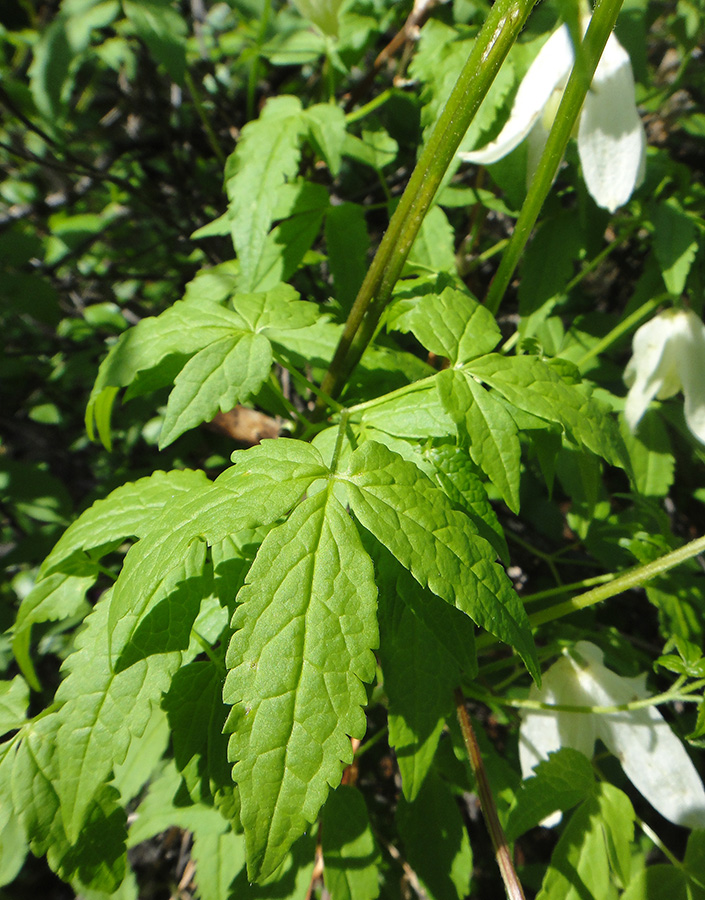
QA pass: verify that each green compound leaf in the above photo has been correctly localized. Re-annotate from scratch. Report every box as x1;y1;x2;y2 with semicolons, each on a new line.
437;368;521;512
341;441;538;681
224;486;378;881
225;96;307;291
322;785;380;900
466;354;626;468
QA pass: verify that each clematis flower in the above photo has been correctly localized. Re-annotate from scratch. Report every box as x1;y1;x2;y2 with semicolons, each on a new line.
519;641;705;828
459;15;646;212
624;308;705;444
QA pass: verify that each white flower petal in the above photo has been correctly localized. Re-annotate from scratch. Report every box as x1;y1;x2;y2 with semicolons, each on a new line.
624;309;705;439
459;25;574;166
599;703;705;828
577;33;646;211
675;309;705;444
519;655;597;780
624;312;680;431
569;643;705;829
519;642;705;829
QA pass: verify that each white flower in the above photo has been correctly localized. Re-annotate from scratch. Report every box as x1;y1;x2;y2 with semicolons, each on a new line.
624;308;705;444
519;641;705;828
459;16;646;212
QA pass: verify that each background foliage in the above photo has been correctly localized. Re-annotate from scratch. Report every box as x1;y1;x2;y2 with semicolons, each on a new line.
2;0;705;898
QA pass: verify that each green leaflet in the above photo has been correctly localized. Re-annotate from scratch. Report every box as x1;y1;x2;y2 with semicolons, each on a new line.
322;785;380;900
12;573;94;690
14;469;208;688
505;748;596;841
652;198;699;297
391;284;501;364
341;441;538;681
163;661;233;807
377;585;457;802
0;806;26;887
126;760;230;847
106;439;328;637
517;212;582;320
159;332;272;447
86;287;320;447
325;203;369;314
466;354;627;468
303;104;347;176
0;677;29;736
191;830;247;900
369;539;477;676
620;412;675;498
536;784;634;900
54;539;206;843
122;0;187;84
224;487;378;881
620;866;704;900
406;206;456;276
112;704;170;806
437;368;521;512
360;382;454;439
427;444;509;563
396;771;473;900
225;96;307;291
40;468;209;577
9;714;126;892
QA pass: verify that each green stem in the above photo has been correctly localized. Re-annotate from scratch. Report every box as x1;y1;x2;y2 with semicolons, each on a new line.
330;409;351;472
316;0;538;410
246;0;272;120
184;70;227;167
354;724;389;758
522;573;616;605
345;89;396;124
530;534;705;628
636;817;683;870
485;0;628;315
477;534;705;650
495;686;701;715
272;351;344;414
565;221;640;294
455;690;527;900
576;295;665;371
